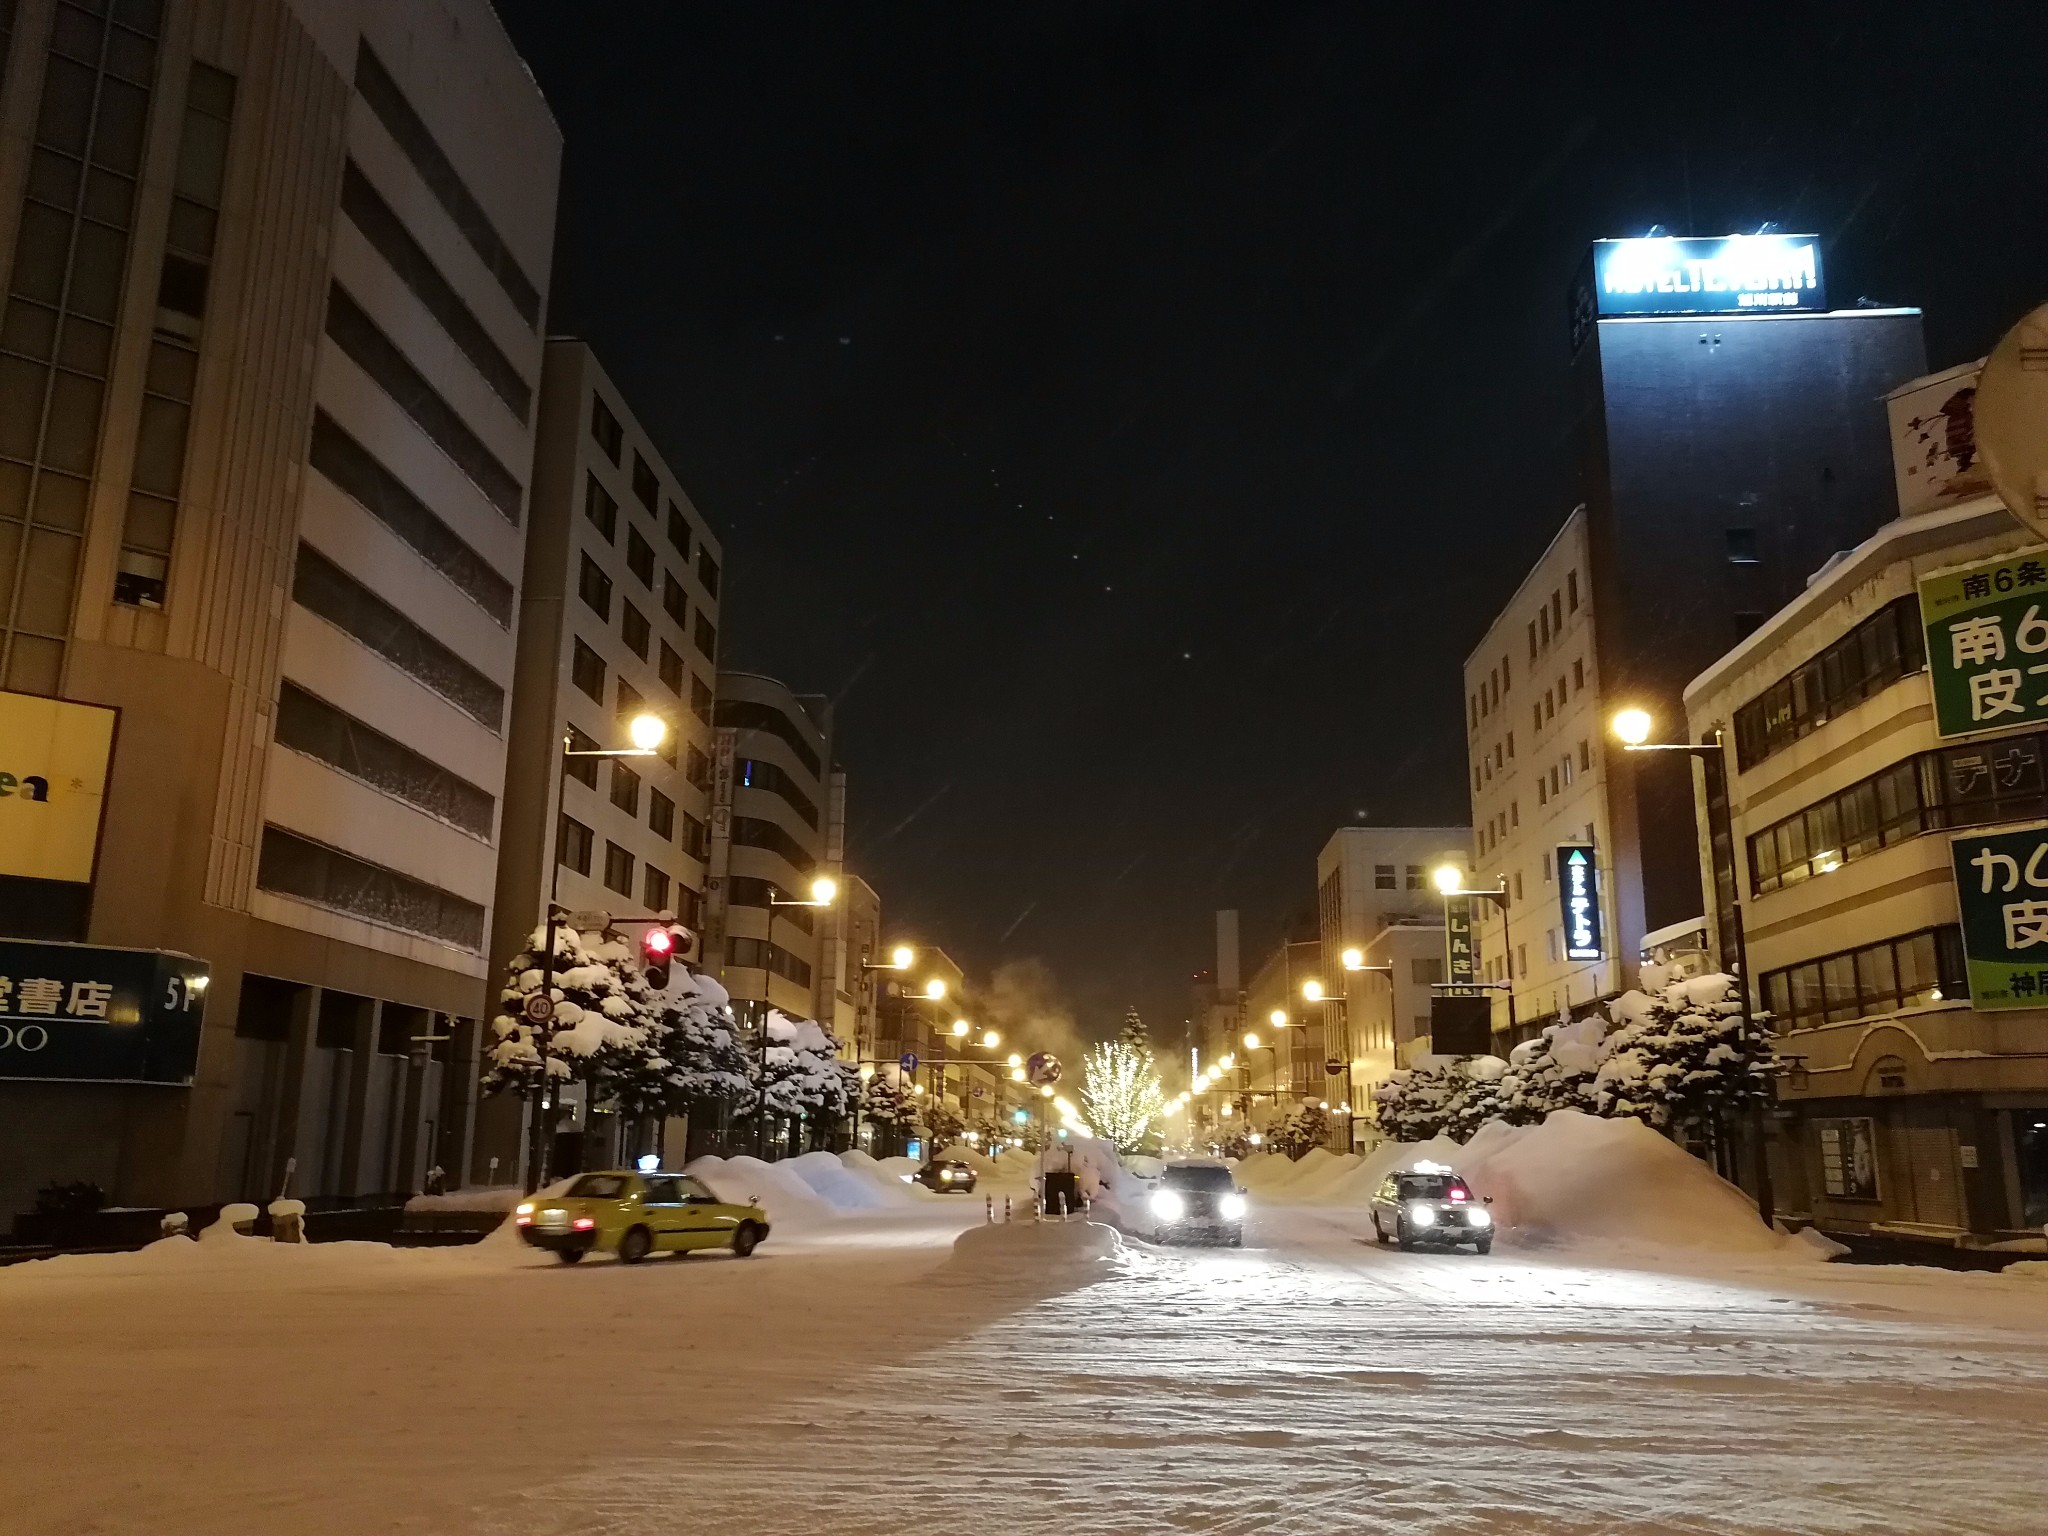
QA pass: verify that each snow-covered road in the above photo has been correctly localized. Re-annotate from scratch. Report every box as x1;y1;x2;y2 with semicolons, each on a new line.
9;1199;2048;1534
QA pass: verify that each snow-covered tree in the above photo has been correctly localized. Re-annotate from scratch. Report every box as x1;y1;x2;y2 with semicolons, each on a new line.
1495;1013;1606;1124
746;1012;855;1143
860;1069;914;1130
1373;1054;1509;1143
1268;1102;1330;1158
923;1100;966;1149
1442;1055;1509;1140
652;968;754;1114
483;923;653;1102
1080;1039;1167;1152
1116;1006;1152;1059
1592;973;1773;1132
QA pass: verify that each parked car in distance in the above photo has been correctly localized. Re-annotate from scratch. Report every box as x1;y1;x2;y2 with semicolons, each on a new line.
1368;1164;1493;1254
915;1158;979;1193
514;1171;770;1264
1146;1161;1247;1245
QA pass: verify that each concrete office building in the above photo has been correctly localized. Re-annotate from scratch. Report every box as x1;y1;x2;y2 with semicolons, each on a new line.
478;340;724;1178
1313;826;1468;1139
1684;366;2048;1244
702;671;831;1029
0;0;558;1220
1461;236;1928;1045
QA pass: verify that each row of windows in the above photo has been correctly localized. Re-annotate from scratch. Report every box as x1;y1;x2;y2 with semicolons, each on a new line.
561;722;708;854
324;283;522;524
575;545;716;661
307;411;513;625
727;875;814;934
1523;569;1581;661
731;813;818;875
555;814;703;923
726;936;813;990
737;756;819;829
294;543;503;730
1535;742;1590;807
566;635;712;781
715;697;823;777
258;823;485;952
585;409;722;595
338;158;529;422
1760;926;1965;1032
1732;595;1924;772
1749;732;2048;895
274;680;495;839
1528;658;1587;736
352;42;540;326
1372;863;1428;891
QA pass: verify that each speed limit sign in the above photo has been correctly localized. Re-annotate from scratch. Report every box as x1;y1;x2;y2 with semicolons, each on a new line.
522;993;555;1024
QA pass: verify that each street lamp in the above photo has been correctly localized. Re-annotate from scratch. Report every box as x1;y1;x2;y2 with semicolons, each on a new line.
527;713;670;1191
1609;705;1773;1223
859;943;916;973
1340;947;1365;971
770;875;839;908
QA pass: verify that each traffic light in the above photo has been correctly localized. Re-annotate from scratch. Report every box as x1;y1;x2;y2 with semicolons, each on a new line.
641;925;675;990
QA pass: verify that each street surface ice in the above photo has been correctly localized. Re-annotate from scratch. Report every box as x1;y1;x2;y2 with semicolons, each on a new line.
8;1192;2048;1534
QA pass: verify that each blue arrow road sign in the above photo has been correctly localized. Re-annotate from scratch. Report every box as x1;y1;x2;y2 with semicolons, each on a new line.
900;1051;919;1074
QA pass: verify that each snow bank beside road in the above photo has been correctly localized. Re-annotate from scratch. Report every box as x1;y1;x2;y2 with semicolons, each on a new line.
687;1155;836;1224
941;1217;1123;1285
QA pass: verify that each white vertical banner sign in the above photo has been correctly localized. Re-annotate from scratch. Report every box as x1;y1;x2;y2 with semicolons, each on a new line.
702;727;737;967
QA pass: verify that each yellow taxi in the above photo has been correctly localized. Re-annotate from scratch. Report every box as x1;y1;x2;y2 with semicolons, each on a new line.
513;1169;770;1264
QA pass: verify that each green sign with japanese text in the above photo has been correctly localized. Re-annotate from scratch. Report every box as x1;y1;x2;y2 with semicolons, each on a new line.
1444;895;1477;984
1919;549;2048;738
1950;822;2048;1011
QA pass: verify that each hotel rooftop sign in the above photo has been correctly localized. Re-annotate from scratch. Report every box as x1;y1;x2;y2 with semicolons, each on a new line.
1572;235;1827;342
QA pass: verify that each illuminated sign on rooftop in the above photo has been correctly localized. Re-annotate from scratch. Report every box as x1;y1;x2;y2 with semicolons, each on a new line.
1588;234;1826;319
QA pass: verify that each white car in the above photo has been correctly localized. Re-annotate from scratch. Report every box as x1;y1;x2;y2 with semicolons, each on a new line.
1368;1164;1493;1254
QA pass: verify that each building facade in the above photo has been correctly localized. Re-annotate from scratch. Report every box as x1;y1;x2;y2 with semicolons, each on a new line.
1314;825;1468;1137
0;0;557;1218
1686;485;2048;1244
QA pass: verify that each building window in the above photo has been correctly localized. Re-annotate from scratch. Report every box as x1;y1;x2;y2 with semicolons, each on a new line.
694;614;717;661
1815;1118;1881;1200
1374;864;1396;890
352;41;540;324
643;864;670;914
324;284;521;522
1403;864;1424;890
570;637;605;702
338;159;528;420
714;697;822;775
738;756;820;828
631;451;658;511
1532;703;1541;732
1734;595;1925;771
584;473;616;541
258;825;484;950
1567;570;1579;611
308;412;513;625
1572;658;1584;692
648;787;675;840
609;759;640;816
602;840;634;895
564;724;599;788
662;568;687;626
294;545;503;728
274;680;495;838
657;640;684;695
1579;740;1590;772
620;600;650;659
696;547;720;597
731;814;815;872
1527;620;1537;659
1506;732;1514;759
589;393;622;463
1538;778;1548;806
1510;800;1519;828
725;936;811;989
686;744;711;790
626;527;655;588
674;883;703;926
1562;754;1574;786
577;552;611;620
690;673;712;722
1761;927;1965;1031
1515;944;1526;978
1726;527;1759;564
681;812;709;860
558;815;593;874
665;503;690;557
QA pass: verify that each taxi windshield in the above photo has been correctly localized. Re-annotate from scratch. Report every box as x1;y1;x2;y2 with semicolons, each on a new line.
1395;1174;1470;1200
565;1174;630;1199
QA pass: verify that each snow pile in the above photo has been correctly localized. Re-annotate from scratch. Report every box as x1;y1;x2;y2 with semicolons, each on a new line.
1279;1151;1362;1200
836;1149;931;1205
686;1154;836;1224
783;1150;911;1212
1454;1110;1788;1255
1232;1152;1306;1191
2005;1260;2048;1281
404;1184;529;1214
941;1217;1123;1283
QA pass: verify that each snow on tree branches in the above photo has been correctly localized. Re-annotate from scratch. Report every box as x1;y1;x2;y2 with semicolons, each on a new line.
1268;1101;1330;1158
746;1010;854;1128
1080;1039;1166;1152
860;1069;914;1129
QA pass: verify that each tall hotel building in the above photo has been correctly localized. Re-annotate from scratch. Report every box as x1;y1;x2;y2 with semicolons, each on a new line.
0;0;557;1217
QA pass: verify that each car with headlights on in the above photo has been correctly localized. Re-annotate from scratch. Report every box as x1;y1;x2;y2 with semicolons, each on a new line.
914;1158;979;1194
1368;1164;1493;1254
1145;1161;1247;1245
513;1171;770;1264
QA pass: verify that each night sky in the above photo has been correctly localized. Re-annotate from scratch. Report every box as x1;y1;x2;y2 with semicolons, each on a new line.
496;1;2047;1043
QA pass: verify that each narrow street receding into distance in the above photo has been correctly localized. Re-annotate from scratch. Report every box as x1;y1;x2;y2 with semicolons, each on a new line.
13;1200;2048;1536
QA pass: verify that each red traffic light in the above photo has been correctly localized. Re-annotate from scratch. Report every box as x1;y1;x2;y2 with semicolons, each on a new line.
644;928;675;957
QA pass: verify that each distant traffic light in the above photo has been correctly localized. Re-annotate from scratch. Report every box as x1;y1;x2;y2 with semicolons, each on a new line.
641;926;675;990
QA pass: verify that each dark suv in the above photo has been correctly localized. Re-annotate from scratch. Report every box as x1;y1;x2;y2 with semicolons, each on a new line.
915;1158;978;1193
1146;1162;1247;1245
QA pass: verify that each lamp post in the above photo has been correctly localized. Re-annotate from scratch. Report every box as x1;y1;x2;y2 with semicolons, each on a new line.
1430;863;1516;1042
1611;706;1773;1225
527;711;669;1193
750;876;841;1159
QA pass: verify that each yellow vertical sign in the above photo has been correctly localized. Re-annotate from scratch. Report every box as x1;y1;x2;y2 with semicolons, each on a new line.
0;690;118;885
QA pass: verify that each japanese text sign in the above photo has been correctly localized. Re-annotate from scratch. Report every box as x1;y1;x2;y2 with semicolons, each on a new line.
1920;551;2048;738
0;939;207;1083
1556;844;1604;961
1443;895;1477;984
1950;823;2048;1011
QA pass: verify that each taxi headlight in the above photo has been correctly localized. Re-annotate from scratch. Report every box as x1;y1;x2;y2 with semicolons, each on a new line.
1468;1206;1492;1227
1219;1193;1247;1220
1407;1201;1437;1227
1150;1190;1186;1222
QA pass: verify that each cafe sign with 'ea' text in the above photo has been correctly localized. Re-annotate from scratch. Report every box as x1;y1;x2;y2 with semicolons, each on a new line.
0;689;118;886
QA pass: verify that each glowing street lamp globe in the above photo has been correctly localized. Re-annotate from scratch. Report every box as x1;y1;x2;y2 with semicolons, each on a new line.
809;876;838;905
627;713;667;751
1340;947;1364;971
889;945;914;970
1432;864;1464;895
1612;707;1654;746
